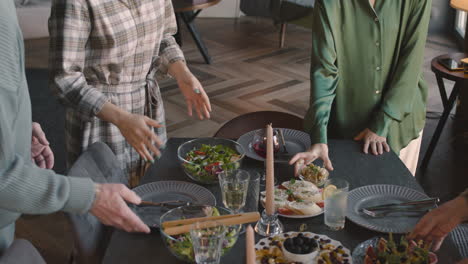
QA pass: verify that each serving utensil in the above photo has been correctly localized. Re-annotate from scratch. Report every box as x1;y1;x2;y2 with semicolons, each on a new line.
163;212;260;236
362;197;439;211
139;200;192;208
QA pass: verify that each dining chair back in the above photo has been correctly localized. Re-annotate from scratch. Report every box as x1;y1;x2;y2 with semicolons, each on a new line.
213;111;304;140
66;142;128;264
0;239;45;264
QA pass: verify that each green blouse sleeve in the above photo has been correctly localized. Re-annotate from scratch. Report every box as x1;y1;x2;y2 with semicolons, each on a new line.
369;0;432;137
304;0;338;145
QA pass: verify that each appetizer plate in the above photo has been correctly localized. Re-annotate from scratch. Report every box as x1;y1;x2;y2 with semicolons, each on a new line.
131;181;216;228
352;237;437;264
260;200;324;219
255;231;352;264
261;180;324;219
347;185;429;234
237;128;310;163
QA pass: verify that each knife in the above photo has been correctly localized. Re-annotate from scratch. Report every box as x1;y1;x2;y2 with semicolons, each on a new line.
363;197;439;211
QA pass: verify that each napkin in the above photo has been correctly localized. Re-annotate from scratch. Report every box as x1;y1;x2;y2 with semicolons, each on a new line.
265;124;275;216
246;225;256;264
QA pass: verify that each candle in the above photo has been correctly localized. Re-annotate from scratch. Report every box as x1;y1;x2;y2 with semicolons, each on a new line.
246;225;256;264
265;124;275;216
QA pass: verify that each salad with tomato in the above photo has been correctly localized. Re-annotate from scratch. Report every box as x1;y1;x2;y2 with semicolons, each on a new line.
182;144;242;184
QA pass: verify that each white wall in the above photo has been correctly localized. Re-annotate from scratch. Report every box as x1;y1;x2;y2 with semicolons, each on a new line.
199;0;241;18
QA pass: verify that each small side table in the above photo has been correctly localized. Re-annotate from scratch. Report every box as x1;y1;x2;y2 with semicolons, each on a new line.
420;53;468;170
172;0;221;64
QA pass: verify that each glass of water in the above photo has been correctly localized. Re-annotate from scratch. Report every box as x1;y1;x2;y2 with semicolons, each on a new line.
218;170;250;214
190;221;226;264
324;178;349;230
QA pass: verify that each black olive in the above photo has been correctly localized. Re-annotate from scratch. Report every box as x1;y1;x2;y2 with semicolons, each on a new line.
397;245;407;253
302;245;310;253
400;257;408;262
260;242;265;246
294;237;304;246
342;254;349;257
309;238;318;249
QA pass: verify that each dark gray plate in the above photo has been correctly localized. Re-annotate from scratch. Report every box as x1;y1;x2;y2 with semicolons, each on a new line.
237;128;310;163
131;181;216;228
347;185;429;234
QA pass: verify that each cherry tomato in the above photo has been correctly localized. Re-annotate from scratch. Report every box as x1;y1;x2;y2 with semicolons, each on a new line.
278;208;294;215
316;202;324;208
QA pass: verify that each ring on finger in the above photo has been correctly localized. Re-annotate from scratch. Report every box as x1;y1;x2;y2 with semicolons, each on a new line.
194;88;201;94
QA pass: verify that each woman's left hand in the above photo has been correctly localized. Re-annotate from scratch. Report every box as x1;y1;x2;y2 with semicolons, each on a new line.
176;71;211;120
354;128;390;155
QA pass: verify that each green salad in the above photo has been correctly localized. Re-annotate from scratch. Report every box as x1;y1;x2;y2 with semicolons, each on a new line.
165;208;240;263
183;144;242;183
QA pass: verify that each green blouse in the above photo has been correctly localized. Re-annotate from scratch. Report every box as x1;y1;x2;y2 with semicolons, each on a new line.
304;0;432;153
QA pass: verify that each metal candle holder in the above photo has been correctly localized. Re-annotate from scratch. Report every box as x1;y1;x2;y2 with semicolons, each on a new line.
254;209;283;236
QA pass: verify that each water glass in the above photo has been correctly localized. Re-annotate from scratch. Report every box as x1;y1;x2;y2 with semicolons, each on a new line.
190;221;226;264
244;171;261;213
324;178;349;231
218;170;250;214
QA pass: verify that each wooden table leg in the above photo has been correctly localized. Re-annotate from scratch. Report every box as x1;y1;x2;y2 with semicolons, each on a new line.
180;11;212;64
420;81;462;171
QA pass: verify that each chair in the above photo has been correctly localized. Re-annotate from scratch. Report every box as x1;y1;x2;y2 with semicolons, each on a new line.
240;0;314;48
66;142;127;264
0;239;45;264
213;111;304;139
450;224;468;259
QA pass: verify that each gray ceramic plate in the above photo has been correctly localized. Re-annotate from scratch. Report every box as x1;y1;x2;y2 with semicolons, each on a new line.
347;185;429;234
237;128;311;163
131;181;216;228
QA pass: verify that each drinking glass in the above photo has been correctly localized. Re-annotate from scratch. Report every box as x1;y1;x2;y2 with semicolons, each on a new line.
324;178;349;230
190;221;226;264
244;171;261;213
218;170;250;214
250;129;280;187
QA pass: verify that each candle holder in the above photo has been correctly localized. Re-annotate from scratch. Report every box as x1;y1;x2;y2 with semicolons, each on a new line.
254;209;283;236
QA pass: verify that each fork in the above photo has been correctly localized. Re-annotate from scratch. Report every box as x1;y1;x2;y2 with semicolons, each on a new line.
362;208;430;218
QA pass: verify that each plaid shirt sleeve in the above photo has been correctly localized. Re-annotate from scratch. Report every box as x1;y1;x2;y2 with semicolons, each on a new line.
48;0;108;122
156;0;185;77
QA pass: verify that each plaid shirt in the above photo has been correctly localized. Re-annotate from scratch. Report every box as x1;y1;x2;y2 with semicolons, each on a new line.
49;0;184;186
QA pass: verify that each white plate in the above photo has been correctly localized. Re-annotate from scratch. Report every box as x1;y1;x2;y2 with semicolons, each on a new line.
237;128;310;163
260;198;324;219
255;231;352;264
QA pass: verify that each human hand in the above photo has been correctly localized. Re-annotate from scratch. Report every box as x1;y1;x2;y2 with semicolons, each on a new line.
408;196;468;251
354;128;390;155
31;122;54;169
289;143;334;175
116;113;163;162
90;184;150;233
176;71;211;120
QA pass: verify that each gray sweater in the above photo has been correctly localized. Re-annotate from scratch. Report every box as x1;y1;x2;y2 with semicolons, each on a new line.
0;0;95;253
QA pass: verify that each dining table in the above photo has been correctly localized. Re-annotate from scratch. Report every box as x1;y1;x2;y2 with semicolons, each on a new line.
103;138;461;264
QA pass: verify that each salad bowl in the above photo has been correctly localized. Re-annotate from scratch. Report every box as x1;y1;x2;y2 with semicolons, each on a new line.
160;205;241;263
177;138;245;184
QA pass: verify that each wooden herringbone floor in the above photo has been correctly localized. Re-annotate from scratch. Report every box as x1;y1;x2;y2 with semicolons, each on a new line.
19;17;462;264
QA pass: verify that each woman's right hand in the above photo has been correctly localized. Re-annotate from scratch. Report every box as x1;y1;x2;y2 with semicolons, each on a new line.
116;113;163;162
289;143;334;175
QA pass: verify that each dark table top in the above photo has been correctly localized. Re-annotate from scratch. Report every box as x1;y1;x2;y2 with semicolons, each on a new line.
103;138;461;264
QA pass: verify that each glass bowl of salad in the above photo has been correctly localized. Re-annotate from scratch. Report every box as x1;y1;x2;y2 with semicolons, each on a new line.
160;205;241;263
177;138;245;184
